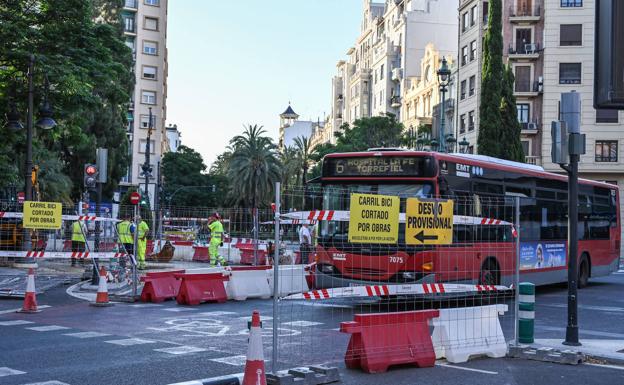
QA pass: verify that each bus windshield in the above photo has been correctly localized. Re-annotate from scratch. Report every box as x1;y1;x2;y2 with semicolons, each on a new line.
320;183;433;241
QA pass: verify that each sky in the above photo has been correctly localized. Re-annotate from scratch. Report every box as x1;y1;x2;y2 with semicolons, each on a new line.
166;0;362;168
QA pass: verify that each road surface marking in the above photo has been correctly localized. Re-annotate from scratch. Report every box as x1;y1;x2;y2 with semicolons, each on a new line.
282;320;323;327
237;315;273;321
585;363;624;371
436;362;498;374
196;311;237;317
542;303;624;313
163;307;198;312
209;355;248;366
105;338;157;346
0;367;26;377
0;320;35;326
22;381;70;385
154;346;208;355
130;303;163;308
64;331;110;339
537;326;624;339
0;305;51;315
26;325;70;332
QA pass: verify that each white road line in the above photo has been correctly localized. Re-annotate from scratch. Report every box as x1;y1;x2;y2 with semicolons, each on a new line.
22;381;70;385
585;363;624;371
209;355;248;366
0;367;26;377
163;308;197;312
436;362;498;375
281;320;323;327
154;346;208;355
130;303;164;308
64;331;110;339
195;311;237;317
26;325;70;332
105;338;157;346
0;305;51;315
0;320;35;326
237;315;272;321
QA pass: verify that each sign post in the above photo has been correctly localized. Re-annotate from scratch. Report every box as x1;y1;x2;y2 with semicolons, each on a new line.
405;198;454;245
130;191;141;298
347;193;400;244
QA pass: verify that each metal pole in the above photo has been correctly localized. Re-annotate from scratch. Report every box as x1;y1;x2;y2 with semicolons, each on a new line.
514;196;521;346
23;54;35;252
564;150;580;346
155;161;161;252
132;204;139;298
439;85;446;152
144;107;152;204
272;182;281;373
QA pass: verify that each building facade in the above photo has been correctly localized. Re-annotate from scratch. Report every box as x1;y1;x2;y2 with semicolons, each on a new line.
120;0;168;196
165;124;181;152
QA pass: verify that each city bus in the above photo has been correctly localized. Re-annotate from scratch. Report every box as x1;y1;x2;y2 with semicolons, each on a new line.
312;150;620;289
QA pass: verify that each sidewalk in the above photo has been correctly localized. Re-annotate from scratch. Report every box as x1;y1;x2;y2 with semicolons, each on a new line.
533;339;624;365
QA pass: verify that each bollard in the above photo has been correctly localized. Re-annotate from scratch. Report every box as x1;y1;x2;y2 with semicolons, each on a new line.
518;282;535;344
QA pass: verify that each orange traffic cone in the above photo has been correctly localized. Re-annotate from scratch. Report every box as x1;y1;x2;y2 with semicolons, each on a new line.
90;266;113;307
242;310;267;385
18;268;40;313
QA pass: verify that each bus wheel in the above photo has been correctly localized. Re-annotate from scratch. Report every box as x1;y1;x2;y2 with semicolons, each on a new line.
479;258;500;286
578;254;590;289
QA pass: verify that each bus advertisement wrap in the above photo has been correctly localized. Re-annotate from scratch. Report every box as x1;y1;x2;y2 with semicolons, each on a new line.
520;241;567;270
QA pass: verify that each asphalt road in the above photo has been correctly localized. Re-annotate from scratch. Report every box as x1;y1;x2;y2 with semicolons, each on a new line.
1;272;624;385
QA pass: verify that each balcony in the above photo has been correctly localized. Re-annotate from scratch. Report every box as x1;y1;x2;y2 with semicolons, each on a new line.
123;0;138;10
525;156;541;165
508;43;540;60
444;98;455;111
390;95;401;108
509;4;541;23
520;120;540;134
514;80;542;97
391;67;403;82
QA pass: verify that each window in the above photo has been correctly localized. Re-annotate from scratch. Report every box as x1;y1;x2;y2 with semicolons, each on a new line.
517;103;530;124
559;63;581;84
468;110;475;131
139;140;156;154
140;114;156;128
460;80;467;99
561;0;582;7
143;40;158;55
469;75;475;96
144;17;158;31
462;12;469;32
141;90;156;105
125;38;135;51
515;65;531;91
380;64;384;80
521;140;530;156
144;0;159;5
142;65;157;80
470;5;477;26
460;114;466;133
470;40;477;61
123;15;135;33
595;141;618;162
461;46;468;65
596;109;619;123
560;24;582;46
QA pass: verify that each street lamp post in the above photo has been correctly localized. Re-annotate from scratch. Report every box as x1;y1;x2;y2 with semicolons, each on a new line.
437;57;451;153
459;137;470;154
142;107;154;204
446;134;457;153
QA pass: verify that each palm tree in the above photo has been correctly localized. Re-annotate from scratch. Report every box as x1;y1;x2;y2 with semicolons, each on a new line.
279;146;299;187
293;136;313;186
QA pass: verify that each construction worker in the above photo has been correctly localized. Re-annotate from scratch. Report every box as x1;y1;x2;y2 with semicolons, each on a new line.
136;215;149;270
208;213;226;266
117;213;134;256
71;219;87;267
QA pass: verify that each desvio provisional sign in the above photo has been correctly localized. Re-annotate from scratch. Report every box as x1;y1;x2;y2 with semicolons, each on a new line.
23;201;62;230
348;193;400;244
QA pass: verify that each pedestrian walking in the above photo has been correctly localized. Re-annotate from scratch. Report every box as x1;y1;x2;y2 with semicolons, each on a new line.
208;213;226;266
299;223;312;264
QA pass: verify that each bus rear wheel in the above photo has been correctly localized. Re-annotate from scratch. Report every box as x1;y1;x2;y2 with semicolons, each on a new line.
479;258;500;286
578;254;590;289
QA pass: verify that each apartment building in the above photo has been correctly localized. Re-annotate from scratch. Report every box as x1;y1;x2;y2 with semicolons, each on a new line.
330;0;457;132
120;0;168;199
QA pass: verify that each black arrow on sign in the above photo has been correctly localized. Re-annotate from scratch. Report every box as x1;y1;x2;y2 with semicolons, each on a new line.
414;230;438;243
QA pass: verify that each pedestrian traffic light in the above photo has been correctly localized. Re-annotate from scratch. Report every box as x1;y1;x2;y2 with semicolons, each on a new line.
84;164;99;190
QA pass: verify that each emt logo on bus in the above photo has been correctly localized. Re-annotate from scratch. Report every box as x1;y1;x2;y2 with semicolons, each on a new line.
405;198;454;245
348;193;400;244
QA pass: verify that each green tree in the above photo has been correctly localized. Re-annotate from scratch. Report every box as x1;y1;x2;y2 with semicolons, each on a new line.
478;0;504;157
227;125;280;208
500;65;524;162
293;136;313;186
0;0;133;200
279;146;300;187
334;114;404;151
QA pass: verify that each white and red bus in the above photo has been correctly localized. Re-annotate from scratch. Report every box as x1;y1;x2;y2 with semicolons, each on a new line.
312;150;620;289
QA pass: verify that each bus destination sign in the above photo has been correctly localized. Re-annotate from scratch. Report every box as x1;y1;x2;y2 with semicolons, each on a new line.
324;156;429;177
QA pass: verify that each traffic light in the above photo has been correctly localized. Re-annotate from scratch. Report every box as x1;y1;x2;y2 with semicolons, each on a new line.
84;164;99;190
31;165;39;186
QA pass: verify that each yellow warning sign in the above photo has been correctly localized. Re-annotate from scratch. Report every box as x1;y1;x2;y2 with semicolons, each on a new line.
405;198;454;245
23;201;62;230
348;193;400;244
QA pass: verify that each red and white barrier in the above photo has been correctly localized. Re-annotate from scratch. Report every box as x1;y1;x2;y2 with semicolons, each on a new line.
284;283;510;300
267;265;310;297
0;212;119;222
225;267;272;301
431;304;508;363
0;251;128;259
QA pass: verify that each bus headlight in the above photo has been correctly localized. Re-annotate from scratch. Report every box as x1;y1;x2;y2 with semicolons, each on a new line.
320;265;335;274
402;272;416;280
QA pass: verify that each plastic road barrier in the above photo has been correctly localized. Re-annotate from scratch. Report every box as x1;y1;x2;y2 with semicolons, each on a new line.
140;270;185;303
238;244;269;265
175;273;229;305
431;304;508;363
226;266;272;301
519;282;535;343
191;245;210;262
285;283;510;300
340;310;439;373
267;265;310;297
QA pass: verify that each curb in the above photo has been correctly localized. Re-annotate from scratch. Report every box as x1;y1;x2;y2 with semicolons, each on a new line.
584;353;624;366
168;373;243;385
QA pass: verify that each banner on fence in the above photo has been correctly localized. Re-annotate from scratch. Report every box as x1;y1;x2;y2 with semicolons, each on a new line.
347;193;399;244
22;201;62;230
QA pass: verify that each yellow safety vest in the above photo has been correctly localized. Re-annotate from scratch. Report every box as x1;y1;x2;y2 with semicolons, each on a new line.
117;220;133;244
209;220;223;241
72;221;86;243
138;221;149;240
